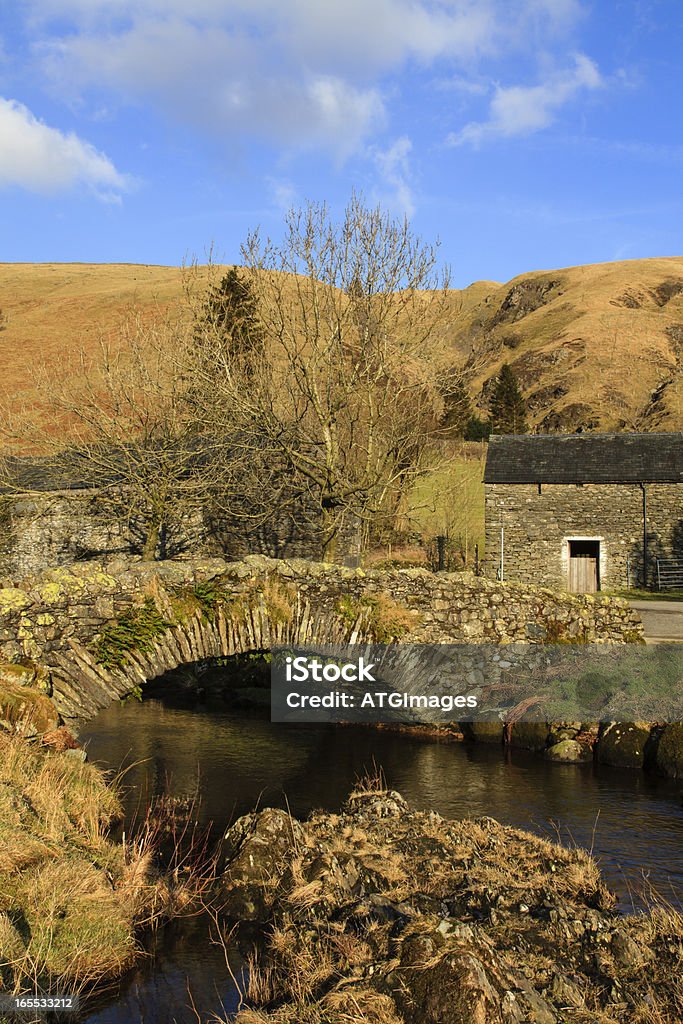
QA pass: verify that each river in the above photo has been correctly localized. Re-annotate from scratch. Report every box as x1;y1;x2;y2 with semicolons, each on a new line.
77;685;683;1024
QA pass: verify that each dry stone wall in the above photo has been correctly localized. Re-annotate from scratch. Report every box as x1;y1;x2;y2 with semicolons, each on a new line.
0;492;360;580
0;553;643;669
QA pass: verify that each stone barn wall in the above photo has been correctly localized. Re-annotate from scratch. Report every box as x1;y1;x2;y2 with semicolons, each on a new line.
485;481;683;590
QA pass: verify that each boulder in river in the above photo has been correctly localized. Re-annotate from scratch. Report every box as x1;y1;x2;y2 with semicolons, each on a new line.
597;722;653;768
221;808;305;921
544;739;592;763
656;723;683;779
509;720;549;751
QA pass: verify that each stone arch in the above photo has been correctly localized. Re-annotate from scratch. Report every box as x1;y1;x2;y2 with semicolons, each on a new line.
47;591;364;722
0;554;645;724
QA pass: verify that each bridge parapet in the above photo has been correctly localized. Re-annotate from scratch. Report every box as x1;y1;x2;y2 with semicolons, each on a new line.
0;554;643;721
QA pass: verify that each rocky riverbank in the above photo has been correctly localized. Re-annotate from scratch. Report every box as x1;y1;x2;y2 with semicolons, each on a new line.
466;718;683;776
221;785;683;1024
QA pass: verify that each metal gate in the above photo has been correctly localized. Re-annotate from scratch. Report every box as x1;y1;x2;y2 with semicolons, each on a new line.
656;558;683;590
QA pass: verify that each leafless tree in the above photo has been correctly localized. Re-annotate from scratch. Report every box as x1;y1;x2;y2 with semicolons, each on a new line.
0;307;253;560
186;195;456;559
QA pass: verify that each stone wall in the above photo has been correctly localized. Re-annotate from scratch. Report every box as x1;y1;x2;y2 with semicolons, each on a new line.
484;481;683;590
0;492;361;581
0;493;132;581
0;554;643;670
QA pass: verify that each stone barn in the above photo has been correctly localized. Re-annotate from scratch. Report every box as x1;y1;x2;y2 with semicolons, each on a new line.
484;432;683;592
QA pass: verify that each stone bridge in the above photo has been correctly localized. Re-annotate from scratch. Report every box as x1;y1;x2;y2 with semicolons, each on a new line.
0;555;643;723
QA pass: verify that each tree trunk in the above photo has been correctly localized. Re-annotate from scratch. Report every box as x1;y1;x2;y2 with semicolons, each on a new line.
142;520;160;561
321;507;339;563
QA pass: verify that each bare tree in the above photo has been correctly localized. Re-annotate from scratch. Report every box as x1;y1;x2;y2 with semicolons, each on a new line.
0;307;247;561
187;195;455;560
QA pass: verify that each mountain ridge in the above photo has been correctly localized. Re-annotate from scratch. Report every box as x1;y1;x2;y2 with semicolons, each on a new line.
2;257;682;432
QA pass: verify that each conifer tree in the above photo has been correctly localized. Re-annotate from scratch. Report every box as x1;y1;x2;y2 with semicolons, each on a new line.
195;267;264;375
489;363;527;434
439;371;473;437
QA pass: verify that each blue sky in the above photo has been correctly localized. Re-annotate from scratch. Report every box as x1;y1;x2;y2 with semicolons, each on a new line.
1;0;682;286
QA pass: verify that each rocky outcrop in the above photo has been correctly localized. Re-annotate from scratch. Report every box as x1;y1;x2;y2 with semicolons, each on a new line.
0;677;59;736
221;789;683;1024
487;276;562;327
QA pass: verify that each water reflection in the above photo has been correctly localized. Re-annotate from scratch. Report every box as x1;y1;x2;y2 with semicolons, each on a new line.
81;698;683;903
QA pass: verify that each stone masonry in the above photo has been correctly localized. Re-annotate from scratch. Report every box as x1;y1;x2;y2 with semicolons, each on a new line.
485;481;682;590
0;491;360;580
0;555;642;721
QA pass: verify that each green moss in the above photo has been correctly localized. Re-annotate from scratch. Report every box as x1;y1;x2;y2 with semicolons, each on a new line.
123;685;144;703
36;581;68;604
0;588;31;614
190;578;231;620
94;598;173;670
336;594;363;630
621;629;646;644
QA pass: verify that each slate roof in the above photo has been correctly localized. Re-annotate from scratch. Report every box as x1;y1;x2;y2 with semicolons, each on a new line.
0;433;274;494
0;441;220;494
484;432;683;484
0;454;103;493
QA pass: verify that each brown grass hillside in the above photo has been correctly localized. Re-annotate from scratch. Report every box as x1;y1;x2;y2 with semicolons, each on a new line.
0;263;188;404
453;256;683;431
2;257;683;431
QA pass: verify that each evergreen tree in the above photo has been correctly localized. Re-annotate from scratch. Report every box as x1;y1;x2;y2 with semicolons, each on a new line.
463;415;491;441
195;267;264;370
489;363;527;434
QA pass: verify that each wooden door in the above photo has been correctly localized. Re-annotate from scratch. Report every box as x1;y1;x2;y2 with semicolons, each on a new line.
568;552;598;592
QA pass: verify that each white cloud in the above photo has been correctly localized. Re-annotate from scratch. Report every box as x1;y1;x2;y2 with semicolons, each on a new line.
266;176;298;215
24;0;590;159
0;96;129;198
27;0;503;71
371;136;415;217
37;18;385;157
449;54;602;146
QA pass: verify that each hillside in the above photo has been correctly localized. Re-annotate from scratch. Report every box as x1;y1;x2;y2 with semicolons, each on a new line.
0;263;187;404
1;257;683;431
451;256;683;431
